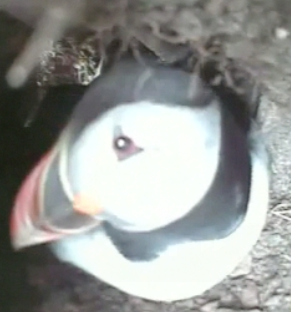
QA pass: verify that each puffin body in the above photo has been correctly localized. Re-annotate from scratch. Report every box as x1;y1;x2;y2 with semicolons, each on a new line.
10;55;270;302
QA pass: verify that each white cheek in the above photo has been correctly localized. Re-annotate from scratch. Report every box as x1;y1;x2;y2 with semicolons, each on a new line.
96;144;219;231
68;101;221;231
68;122;117;198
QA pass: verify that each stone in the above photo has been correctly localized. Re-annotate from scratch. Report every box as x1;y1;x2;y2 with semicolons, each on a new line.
230;255;253;278
201;300;219;312
239;281;260;308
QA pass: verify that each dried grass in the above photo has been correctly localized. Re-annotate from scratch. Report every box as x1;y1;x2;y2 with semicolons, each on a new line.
0;0;231;88
271;202;291;222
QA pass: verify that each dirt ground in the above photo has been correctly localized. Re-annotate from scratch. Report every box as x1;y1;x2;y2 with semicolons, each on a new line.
1;0;291;311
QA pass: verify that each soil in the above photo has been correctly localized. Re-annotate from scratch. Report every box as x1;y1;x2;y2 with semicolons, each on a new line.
0;0;291;312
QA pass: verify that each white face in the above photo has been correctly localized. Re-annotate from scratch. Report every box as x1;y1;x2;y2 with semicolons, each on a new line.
68;101;221;232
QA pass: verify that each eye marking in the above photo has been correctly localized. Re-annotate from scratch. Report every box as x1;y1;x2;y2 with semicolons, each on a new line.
114;136;132;151
113;128;143;161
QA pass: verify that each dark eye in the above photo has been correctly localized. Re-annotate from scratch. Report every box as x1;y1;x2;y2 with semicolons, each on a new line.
113;135;142;161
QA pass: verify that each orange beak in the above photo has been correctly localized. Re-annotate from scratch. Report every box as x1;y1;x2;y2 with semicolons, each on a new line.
10;137;102;251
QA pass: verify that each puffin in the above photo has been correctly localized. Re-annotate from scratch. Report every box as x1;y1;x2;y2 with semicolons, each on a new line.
10;53;270;302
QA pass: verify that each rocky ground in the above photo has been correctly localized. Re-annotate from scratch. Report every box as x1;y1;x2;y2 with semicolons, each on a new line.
1;0;291;311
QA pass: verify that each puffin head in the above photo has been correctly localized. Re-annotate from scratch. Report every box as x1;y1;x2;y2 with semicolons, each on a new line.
66;100;220;231
10;56;248;250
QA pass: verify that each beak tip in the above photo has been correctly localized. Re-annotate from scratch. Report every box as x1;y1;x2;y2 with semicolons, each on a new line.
9;207;62;250
9;224;36;251
11;241;26;252
10;229;60;251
